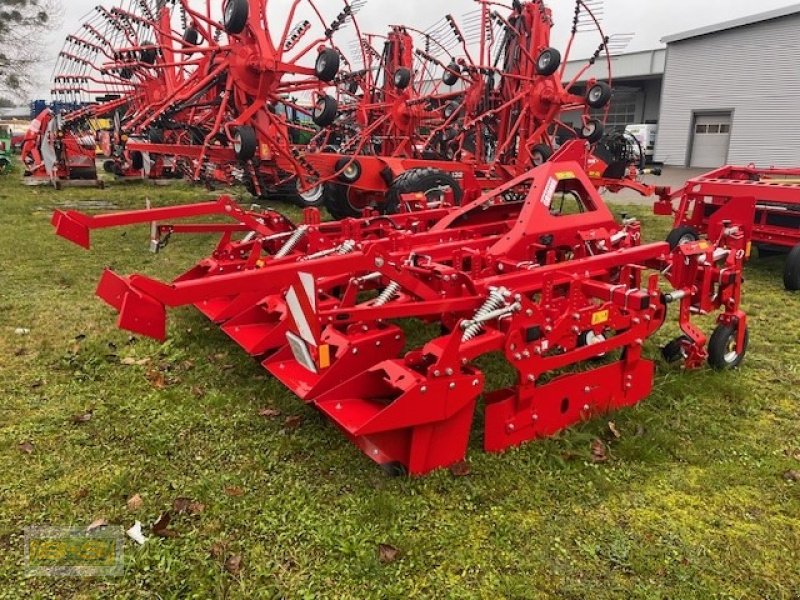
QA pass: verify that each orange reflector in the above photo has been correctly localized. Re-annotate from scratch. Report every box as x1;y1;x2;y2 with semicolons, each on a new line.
746;242;752;258
318;344;331;369
591;309;610;326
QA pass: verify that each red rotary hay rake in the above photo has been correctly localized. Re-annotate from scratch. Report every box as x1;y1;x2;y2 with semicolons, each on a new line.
37;0;369;196
308;0;625;216
655;165;800;291
53;140;753;475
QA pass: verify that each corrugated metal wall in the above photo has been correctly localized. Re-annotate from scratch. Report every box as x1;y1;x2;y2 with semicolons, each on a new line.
656;13;800;167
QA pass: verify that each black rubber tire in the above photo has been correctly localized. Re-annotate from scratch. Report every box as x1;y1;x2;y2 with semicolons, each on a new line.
102;159;115;174
335;157;362;184
443;101;461;120
394;67;412;90
666;225;700;250
183;27;200;46
294;182;325;208
783;244;800;291
312;95;338;127
531;144;553;166
586;81;612;109
148;127;164;144
535;48;561;76
662;335;691;363
233;125;257;161
314;48;340;82
708;323;749;370
323;183;362;219
384;168;463;215
223;0;248;35
140;42;157;65
130;151;144;171
442;62;460;86
579;119;604;144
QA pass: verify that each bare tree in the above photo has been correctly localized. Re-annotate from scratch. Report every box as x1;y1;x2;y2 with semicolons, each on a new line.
0;0;61;99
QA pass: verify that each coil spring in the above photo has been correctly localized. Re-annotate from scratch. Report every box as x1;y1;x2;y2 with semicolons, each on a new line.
462;287;509;342
336;240;356;255
374;281;401;306
274;225;308;259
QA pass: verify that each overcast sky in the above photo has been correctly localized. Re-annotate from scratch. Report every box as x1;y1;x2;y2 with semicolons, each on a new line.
35;0;799;99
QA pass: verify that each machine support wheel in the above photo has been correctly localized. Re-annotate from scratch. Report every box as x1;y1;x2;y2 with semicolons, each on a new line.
586;82;612;108
442;62;460;86
312;95;338;127
666;225;700;250
531;144;553;166
662;335;692;363
233;126;257;161
707;323;749;370
394;67;412;90
223;0;249;35
535;48;561;76
314;48;340;82
784;244;800;291
579;119;604;144
384;168;463;215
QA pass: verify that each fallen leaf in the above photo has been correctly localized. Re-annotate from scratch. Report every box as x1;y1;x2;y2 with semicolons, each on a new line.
590;439;609;463
608;421;622;439
258;408;282;418
783;470;800;482
152;511;178;538
72;410;94;424
75;334;87;342
30;379;44;389
189;502;205;515
86;518;108;532
210;542;226;560
173;497;191;514
191;386;206;398
18;441;34;454
180;360;195;371
378;543;400;564
448;461;471;477
147;370;167;390
224;486;245;497
284;415;303;430
224;554;242;576
14;348;27;356
74;488;89;500
127;494;144;511
121;357;150;366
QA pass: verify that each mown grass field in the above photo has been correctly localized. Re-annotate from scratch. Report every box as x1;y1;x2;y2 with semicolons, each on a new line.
1;165;799;599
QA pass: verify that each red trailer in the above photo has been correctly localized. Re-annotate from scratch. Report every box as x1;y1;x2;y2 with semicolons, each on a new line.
655;165;800;290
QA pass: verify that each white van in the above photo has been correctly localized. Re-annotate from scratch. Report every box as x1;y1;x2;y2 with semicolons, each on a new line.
625;124;658;163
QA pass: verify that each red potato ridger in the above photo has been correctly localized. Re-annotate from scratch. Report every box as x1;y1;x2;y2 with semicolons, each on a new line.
53;140;753;475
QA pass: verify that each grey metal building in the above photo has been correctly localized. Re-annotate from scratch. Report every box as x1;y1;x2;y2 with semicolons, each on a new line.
656;6;800;168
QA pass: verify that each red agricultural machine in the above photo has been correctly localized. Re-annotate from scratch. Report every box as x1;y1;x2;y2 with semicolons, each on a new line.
53;139;753;474
656;165;800;291
305;0;630;217
20;108;103;187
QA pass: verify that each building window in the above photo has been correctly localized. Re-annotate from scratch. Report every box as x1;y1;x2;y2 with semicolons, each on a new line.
696;124;708;133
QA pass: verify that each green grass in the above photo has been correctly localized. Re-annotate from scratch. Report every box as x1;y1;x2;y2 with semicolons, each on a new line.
1;165;799;599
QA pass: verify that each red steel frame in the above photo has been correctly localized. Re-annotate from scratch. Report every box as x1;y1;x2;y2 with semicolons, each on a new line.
656;164;800;250
53;158;753;475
